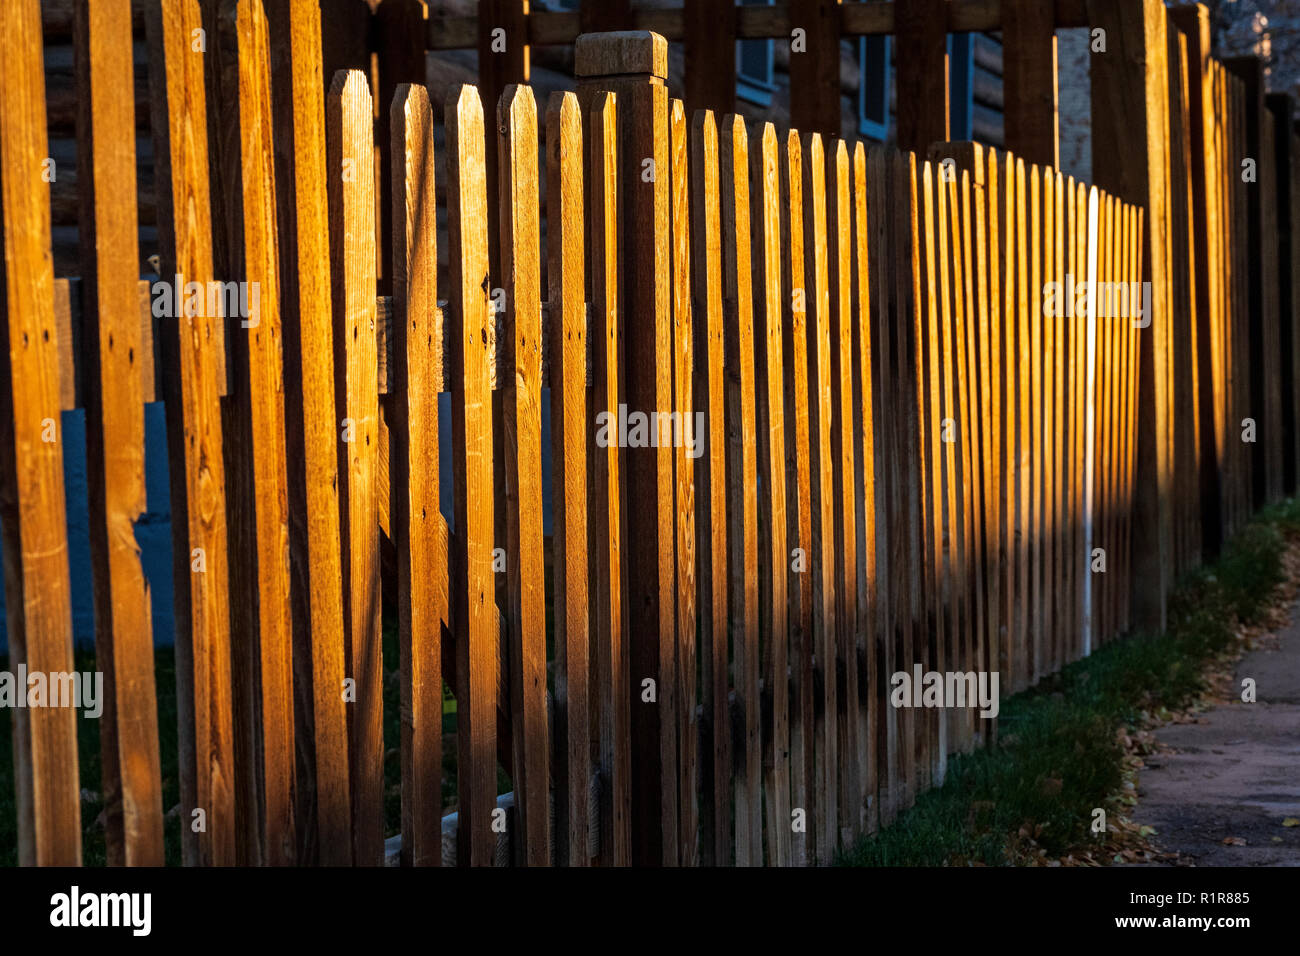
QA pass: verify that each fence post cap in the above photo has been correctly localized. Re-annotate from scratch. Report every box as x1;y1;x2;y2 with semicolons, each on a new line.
574;31;667;80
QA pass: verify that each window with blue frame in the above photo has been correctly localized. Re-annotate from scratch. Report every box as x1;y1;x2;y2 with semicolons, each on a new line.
737;0;777;106
858;32;976;143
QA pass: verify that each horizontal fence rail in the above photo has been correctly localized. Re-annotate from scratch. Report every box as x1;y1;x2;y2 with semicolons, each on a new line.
1;0;1296;867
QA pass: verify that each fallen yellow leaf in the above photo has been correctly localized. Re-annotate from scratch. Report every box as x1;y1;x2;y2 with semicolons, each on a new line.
1282;818;1300;827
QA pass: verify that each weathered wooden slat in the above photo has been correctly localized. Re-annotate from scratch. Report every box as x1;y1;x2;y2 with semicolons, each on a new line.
1025;164;1041;675
1082;185;1099;655
231;0;295;865
390;82;446;867
327;69;382;866
827;140;861;836
546;90;591;867
498;83;549;867
1013;157;1030;686
720;113;761;865
1040;171;1060;676
918;158;943;785
669;98;699;867
893;149;921;810
265;0;350;866
779;127;815;861
74;0;162;868
866;145;896;820
927;157;951;775
753;121;791;864
446;83;498;867
588;89;631;867
0;0;81;868
851;142;878;824
803;132;839;859
1073;178;1088;659
1050;169;1066;672
146;0;236;867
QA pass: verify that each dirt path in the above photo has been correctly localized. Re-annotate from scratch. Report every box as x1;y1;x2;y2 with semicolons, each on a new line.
1129;604;1300;866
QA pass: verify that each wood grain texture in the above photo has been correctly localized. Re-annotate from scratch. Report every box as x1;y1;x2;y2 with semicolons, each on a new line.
589;90;631;867
500;83;548;867
145;0;236;867
853;142;880;813
546;90;590;866
721;113;761;865
804;132;839;857
74;0;163;867
446;84;498;867
691;108;730;866
390;82;446;867
232;0;295;865
669;98;699;867
0;0;81;867
753;121;791;864
328;69;382;866
828;139;861;836
264;0;351;866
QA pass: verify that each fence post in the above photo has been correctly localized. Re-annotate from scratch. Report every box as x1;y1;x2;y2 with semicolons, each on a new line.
894;0;948;154
1273;94;1300;496
581;0;630;33
1170;3;1224;558
576;31;678;867
0;0;81;867
1224;56;1280;509
789;0;843;138
374;0;427;295
478;0;529;281
683;0;735;120
1087;0;1171;635
1002;0;1059;170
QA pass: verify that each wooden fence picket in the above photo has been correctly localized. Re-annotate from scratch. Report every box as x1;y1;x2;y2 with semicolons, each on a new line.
446;84;498;867
0;0;81;867
232;0;294;865
546;90;591;867
753;121;791;865
146;0;237;867
720;113;761;866
390;82;446;867
75;0;163;867
328;68;383;867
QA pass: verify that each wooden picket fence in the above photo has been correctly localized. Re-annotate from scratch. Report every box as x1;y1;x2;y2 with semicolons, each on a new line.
1;0;1294;867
